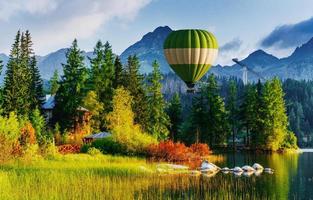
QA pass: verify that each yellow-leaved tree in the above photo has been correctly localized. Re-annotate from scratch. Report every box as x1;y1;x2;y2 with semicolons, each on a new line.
82;90;104;132
106;87;157;154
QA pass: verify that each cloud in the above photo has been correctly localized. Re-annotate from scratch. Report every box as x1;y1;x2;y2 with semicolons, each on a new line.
216;38;252;66
261;17;313;49
0;0;151;54
220;38;242;52
0;0;58;21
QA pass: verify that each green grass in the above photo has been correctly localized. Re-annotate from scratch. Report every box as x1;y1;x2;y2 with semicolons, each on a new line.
0;153;291;200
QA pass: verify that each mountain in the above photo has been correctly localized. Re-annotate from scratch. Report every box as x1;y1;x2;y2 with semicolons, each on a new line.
210;36;313;81
120;26;172;74
1;26;313;83
0;53;9;82
37;49;94;80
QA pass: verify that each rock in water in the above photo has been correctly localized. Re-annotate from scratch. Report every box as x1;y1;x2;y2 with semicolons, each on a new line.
252;163;264;170
264;168;274;174
232;166;244;172
200;160;220;171
242;165;256;172
243;171;254;177
234;171;243;177
221;167;230;171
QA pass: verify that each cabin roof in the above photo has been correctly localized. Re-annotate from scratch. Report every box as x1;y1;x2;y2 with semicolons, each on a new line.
42;94;89;112
84;132;111;139
42;94;55;110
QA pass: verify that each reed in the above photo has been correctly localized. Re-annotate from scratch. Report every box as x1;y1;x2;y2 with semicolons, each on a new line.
0;154;289;200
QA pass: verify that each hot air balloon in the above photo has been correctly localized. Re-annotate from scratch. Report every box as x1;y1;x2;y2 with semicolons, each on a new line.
163;29;218;92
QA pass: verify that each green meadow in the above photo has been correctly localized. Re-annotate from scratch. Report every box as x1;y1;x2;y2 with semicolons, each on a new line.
1;152;310;200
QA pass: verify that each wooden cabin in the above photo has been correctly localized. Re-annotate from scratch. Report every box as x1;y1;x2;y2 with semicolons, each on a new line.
83;132;111;144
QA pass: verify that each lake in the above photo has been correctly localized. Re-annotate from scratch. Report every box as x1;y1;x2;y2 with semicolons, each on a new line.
136;151;313;199
0;151;312;199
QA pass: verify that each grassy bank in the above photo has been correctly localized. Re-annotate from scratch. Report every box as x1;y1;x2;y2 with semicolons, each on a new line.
0;153;290;200
0;154;154;200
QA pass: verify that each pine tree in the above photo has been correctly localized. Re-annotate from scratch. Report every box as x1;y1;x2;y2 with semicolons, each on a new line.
166;93;182;141
3;31;30;115
123;55;150;131
113;56;123;89
204;74;230;146
240;84;257;147
29;55;45;110
54;39;88;130
3;30;43;116
190;87;208;143
257;78;290;151
50;70;60;95
147;60;170;140
89;41;115;129
226;80;238;149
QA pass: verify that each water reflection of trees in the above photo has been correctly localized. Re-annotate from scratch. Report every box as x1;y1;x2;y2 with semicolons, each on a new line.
136;153;300;199
262;153;299;199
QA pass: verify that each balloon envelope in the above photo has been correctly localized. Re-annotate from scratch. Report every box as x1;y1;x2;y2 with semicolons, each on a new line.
163;29;218;88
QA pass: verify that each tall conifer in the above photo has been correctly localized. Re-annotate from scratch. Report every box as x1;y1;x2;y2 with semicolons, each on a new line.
123;55;150;131
54;39;88;130
147;60;169;140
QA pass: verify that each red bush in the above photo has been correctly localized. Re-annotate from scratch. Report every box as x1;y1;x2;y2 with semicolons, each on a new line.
190;143;212;156
147;140;211;162
58;144;81;154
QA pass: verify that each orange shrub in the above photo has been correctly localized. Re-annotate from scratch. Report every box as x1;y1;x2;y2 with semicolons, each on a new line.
19;122;36;146
58;144;81;154
190;143;212;156
147;140;211;162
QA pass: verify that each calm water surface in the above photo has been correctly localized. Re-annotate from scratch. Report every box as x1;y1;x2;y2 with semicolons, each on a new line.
139;150;313;200
214;150;313;200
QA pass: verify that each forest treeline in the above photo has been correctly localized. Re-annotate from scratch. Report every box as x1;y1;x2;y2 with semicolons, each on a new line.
163;74;313;148
0;31;298;162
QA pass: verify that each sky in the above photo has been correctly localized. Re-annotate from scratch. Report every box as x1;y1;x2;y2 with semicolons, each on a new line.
1;0;313;65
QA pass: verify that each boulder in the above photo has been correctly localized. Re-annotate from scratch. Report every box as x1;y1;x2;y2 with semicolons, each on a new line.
264;168;274;174
252;163;264;170
233;171;243;177
242;165;256;172
200;160;220;171
243;171;254;177
221;167;230;171
232;166;243;172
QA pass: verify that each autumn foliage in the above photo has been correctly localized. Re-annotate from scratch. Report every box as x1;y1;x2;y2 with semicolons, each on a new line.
19;122;36;146
147;140;211;162
58;144;81;154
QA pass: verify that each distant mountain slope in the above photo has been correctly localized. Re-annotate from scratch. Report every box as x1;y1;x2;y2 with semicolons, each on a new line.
210;36;313;81
120;26;172;74
0;49;93;81
37;49;94;80
0;53;9;82
1;26;313;83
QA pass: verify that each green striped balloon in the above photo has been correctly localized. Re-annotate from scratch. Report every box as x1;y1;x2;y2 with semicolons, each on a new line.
163;29;218;88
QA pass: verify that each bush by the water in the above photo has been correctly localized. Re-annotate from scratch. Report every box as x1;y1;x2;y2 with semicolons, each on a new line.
87;147;102;156
106;88;157;155
147;140;211;162
81;137;126;155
